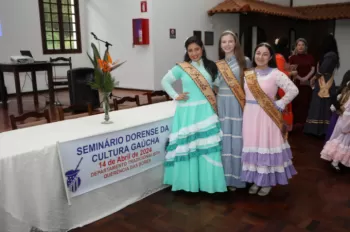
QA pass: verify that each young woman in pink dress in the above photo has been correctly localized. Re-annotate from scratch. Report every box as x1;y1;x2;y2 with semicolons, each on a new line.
321;81;350;171
241;43;299;196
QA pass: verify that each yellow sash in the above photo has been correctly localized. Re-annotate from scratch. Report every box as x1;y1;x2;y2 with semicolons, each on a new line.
244;69;288;140
318;74;334;98
216;60;245;109
177;62;217;114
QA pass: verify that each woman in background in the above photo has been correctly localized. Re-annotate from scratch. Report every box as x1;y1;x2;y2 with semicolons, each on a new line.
161;36;227;193
304;34;340;137
275;37;297;131
214;30;251;191
289;38;315;128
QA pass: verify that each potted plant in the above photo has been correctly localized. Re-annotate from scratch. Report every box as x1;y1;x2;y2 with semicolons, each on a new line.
87;42;126;124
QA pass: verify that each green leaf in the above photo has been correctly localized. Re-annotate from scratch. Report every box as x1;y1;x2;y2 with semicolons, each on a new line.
87;52;96;67
103;48;109;62
86;43;123;94
103;73;115;92
110;60;126;71
91;42;101;62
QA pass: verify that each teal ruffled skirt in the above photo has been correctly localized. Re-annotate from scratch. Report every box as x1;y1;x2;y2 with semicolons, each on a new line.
163;101;227;193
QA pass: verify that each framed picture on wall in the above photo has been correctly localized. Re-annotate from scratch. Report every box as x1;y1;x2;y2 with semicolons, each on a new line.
204;31;214;45
170;28;176;39
193;30;202;41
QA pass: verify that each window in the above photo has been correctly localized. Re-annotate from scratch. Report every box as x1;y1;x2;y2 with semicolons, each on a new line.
38;0;82;54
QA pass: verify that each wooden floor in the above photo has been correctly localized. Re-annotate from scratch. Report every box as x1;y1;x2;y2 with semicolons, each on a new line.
2;90;350;232
69;129;350;232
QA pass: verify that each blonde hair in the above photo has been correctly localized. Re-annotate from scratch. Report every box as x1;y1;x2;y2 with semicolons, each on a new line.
293;38;308;55
218;30;246;87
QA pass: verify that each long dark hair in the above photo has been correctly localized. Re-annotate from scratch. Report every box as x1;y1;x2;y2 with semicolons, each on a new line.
218;30;246;85
252;42;277;68
319;34;340;69
274;36;290;61
339;83;350;116
339;70;350;93
334;70;350;112
184;36;218;81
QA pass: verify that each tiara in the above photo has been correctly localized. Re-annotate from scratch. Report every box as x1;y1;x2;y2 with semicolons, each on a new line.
222;30;235;35
222;30;238;38
260;42;272;47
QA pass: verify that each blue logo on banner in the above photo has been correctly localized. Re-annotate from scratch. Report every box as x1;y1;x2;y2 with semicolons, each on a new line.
65;157;83;193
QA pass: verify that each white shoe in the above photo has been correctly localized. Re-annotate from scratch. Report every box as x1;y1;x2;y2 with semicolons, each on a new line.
228;186;236;192
249;184;259;194
258;187;272;196
331;162;341;172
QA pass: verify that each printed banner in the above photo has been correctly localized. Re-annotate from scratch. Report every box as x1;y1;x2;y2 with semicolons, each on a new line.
57;118;172;199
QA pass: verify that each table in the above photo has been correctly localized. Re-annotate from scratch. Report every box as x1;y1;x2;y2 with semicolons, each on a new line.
0;101;176;232
0;62;55;114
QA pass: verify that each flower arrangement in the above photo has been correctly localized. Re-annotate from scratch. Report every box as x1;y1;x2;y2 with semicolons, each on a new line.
87;42;126;123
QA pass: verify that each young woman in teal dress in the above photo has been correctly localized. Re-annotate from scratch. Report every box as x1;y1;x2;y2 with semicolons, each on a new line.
161;36;227;193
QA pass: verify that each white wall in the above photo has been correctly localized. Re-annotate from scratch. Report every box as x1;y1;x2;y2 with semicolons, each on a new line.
265;0;349;6
334;19;350;85
0;0;89;94
152;0;239;90
86;0;155;90
293;0;350;6
263;0;290;6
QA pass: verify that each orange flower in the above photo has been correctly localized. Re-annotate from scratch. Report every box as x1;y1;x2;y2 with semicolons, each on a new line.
97;52;121;72
98;59;111;72
107;51;113;64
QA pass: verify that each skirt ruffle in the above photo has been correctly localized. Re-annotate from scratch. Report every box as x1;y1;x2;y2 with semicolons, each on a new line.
241;146;297;187
321;136;350;167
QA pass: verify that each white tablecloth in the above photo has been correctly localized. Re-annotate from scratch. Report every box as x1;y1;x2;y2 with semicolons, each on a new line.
0;101;176;232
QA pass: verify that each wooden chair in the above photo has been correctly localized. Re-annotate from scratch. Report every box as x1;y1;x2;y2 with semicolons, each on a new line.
57;103;96;121
144;90;170;104
10;109;51;130
49;57;72;87
113;95;140;110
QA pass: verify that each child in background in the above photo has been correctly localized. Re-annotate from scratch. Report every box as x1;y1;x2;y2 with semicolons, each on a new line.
320;79;350;171
325;70;350;143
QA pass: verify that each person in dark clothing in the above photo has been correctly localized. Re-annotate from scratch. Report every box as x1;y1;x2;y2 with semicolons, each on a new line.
304;34;340;137
289;38;315;126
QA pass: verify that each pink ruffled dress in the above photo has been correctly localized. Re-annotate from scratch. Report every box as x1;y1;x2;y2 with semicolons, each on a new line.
321;97;350;166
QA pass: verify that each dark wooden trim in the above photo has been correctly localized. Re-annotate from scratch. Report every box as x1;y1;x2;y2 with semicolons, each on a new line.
114;87;154;93
8;86;151;98
38;0;82;55
57;0;65;51
38;0;47;54
7;87;68;97
290;0;293;7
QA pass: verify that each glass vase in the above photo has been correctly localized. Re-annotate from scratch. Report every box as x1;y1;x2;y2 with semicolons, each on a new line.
102;92;113;124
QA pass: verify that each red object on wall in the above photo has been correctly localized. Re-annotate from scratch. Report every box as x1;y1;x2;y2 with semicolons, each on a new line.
141;1;147;12
132;18;149;45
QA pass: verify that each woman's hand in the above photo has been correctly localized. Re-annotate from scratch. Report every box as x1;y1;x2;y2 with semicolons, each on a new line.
310;76;317;87
290;70;298;77
175;92;189;101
